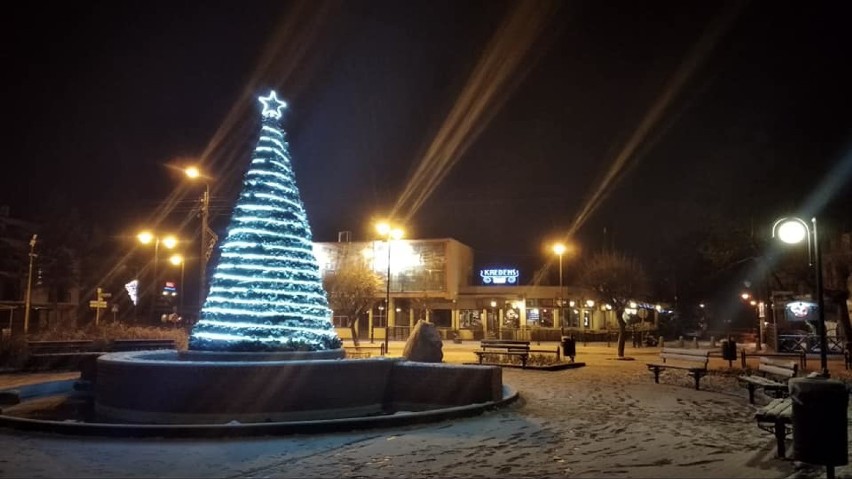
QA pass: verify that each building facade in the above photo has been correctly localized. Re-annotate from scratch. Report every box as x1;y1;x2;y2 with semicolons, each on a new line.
314;237;660;342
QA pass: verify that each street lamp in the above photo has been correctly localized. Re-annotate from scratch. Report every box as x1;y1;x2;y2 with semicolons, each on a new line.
771;216;828;377
552;243;566;335
169;254;186;314
137;231;178;321
376;221;404;355
185;166;212;313
23;234;37;335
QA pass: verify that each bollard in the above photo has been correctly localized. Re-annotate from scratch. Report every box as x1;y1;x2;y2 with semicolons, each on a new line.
561;336;576;363
692;337;699;349
790;377;848;477
710;336;717;348
658;336;664;348
721;338;737;367
677;336;684;348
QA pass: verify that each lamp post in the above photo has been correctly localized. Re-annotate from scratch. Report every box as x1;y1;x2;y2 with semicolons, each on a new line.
552;243;566;336
772;216;828;377
185;166;211;313
376;221;404;355
137;231;178;321
169;254;186;314
23;234;37;335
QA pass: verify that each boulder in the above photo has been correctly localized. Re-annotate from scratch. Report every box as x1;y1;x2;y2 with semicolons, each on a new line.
402;320;443;363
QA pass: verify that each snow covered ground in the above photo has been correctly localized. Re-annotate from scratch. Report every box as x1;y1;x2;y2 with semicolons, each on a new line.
0;342;848;478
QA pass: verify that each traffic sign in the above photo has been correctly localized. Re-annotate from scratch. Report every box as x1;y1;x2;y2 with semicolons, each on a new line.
89;300;108;309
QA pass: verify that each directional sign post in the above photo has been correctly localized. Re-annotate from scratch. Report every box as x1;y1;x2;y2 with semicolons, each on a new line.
90;299;108;326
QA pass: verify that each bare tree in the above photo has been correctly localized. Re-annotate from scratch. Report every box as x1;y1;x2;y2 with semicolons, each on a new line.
322;253;382;346
578;251;650;358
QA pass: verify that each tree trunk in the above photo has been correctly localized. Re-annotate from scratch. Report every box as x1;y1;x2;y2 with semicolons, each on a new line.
348;318;359;347
616;314;627;358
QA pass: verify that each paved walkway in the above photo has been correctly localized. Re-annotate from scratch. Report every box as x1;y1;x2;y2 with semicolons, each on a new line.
0;341;848;478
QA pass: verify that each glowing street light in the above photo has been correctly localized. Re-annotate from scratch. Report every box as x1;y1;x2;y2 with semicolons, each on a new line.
169;254;186;313
137;231;179;320
552;243;566;335
376;221;404;354
185;166;213;313
771;216;828;376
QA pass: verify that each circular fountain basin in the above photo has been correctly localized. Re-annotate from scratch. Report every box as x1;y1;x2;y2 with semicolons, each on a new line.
0;350;516;437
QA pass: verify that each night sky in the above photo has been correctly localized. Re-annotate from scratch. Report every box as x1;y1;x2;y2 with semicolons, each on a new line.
4;0;851;282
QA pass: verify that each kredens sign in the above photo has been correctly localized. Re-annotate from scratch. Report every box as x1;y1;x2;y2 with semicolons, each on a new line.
480;268;520;285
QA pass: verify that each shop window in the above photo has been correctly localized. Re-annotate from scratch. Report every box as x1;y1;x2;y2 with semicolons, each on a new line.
504;308;520;328
431;309;452;327
539;308;554;327
460;310;482;328
583;310;591;328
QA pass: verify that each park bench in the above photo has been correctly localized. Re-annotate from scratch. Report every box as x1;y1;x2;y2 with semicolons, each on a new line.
754;397;792;458
737;357;798;404
109;339;176;352
474;340;532;368
25;340;102;370
344;343;385;358
646;348;711;390
740;349;806;370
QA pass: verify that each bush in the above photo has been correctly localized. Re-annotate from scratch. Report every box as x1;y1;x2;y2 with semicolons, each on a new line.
22;323;188;351
0;324;190;369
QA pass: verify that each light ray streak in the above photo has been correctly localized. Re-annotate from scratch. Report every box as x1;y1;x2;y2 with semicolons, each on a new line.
531;2;746;285
391;0;561;223
93;1;338;307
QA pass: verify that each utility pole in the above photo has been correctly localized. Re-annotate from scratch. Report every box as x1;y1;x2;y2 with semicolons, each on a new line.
23;234;38;335
199;183;210;312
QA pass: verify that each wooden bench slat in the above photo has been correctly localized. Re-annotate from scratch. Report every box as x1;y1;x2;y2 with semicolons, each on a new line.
659;348;713;356
738;376;783;387
475;340;534;368
758;364;796;378
647;348;710;390
754;397;793;458
660;353;709;363
738;356;797;404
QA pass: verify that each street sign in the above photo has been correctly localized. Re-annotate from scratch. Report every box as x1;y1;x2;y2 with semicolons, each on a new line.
89;300;108;309
100;293;112;299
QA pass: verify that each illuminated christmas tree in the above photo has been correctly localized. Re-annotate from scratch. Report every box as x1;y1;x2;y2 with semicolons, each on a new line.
189;91;342;352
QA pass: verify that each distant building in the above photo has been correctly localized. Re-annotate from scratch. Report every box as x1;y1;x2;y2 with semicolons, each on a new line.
0;206;79;335
314;236;662;342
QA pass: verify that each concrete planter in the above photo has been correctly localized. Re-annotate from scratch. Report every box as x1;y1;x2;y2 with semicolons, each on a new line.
94;350;503;425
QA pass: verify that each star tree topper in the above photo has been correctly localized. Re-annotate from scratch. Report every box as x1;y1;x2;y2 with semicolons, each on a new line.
259;90;287;119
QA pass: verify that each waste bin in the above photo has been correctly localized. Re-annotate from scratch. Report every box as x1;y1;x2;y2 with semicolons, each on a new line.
790;376;848;467
721;338;737;361
561;336;576;362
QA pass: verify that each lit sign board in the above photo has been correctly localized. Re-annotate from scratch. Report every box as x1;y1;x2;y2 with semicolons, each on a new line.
785;301;817;322
162;282;177;297
480;268;519;285
125;279;138;306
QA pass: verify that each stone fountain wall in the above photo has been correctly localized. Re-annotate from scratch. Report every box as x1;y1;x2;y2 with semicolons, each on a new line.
94;351;503;424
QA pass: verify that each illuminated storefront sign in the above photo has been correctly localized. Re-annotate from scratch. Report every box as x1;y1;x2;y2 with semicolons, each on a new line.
125;279;139;306
785;301;817;322
479;268;520;285
162;281;177;297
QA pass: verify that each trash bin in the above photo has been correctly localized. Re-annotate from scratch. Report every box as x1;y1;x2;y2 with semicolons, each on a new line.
790;376;848;467
721;338;737;361
561;336;576;361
